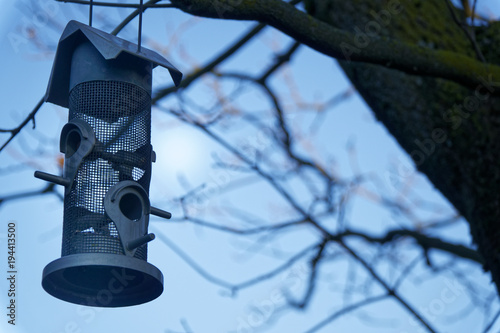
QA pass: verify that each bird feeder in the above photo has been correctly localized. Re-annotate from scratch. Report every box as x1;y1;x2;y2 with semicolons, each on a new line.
35;20;182;307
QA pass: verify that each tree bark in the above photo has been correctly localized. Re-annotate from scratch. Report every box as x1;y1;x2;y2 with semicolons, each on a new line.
307;0;500;295
170;0;500;295
169;0;500;91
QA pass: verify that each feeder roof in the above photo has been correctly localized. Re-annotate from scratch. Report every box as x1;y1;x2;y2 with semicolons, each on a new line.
45;20;182;108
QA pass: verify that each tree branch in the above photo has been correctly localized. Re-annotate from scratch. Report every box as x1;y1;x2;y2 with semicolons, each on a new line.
340;241;438;333
0;97;44;153
0;1;152;153
304;293;389;333
111;0;162;35
0;183;62;206
153;22;266;102
288;239;327;309
153;228;236;290
444;0;485;62
344;228;484;265
186;216;307;235
170;0;500;92
55;0;174;8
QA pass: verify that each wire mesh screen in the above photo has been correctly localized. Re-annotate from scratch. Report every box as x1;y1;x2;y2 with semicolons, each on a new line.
63;80;152;260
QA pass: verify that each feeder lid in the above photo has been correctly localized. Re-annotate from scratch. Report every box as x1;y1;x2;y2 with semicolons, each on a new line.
45;20;182;108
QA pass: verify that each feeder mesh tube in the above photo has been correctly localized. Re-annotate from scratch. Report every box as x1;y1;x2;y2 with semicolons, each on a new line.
62;80;152;260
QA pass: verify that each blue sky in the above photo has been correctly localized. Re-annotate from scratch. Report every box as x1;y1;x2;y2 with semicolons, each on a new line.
1;1;500;333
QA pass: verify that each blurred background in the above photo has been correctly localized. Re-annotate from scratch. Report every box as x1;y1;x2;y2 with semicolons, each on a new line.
1;1;499;332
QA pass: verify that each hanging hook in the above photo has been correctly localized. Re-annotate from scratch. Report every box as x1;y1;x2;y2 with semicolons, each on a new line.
137;0;143;53
89;0;93;26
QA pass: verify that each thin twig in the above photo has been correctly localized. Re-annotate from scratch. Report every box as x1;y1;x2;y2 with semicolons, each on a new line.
111;0;162;35
259;41;301;83
0;97;44;153
232;243;318;291
304;293;389;333
1;0;155;154
166;106;331;236
0;183;62;206
471;0;478;26
288;239;327;309
213;71;336;182
187;216;307;235
483;308;500;333
393;254;424;289
181;319;194;333
152;23;267;102
444;0;485;62
154;225;319;294
152;227;235;290
55;0;174;8
340;241;438;333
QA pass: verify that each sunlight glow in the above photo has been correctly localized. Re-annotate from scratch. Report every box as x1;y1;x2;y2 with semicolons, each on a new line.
154;126;205;176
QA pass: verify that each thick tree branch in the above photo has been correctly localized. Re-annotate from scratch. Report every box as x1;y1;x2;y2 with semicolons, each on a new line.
180;213;482;265
170;0;500;92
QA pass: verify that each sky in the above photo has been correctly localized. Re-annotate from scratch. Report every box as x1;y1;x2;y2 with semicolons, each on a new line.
1;1;500;333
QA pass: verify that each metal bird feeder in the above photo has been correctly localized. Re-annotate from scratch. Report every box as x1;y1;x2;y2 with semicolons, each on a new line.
35;20;182;307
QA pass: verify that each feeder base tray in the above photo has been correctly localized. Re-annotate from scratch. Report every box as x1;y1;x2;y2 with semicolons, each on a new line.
42;253;163;307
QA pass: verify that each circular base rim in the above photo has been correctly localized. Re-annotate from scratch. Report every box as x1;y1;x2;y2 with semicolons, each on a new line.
42;253;163;307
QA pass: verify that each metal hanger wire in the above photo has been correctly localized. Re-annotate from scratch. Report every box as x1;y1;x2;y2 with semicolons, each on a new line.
89;0;93;26
138;0;143;52
88;0;144;53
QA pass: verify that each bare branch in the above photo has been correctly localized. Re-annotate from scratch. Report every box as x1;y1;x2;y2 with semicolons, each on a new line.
0;1;154;153
444;0;485;62
471;0;478;25
232;242;318;292
340;241;438;333
154;225;319;294
259;41;301;83
0;97;44;153
111;0;162;35
483;308;500;333
304;293;390;333
187;216;307;235
153;23;267;102
55;0;174;8
288;239;327;309
165;106;331;236
0;183;62;206
213;71;337;182
153;228;236;290
392;255;424;289
344;228;484;265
